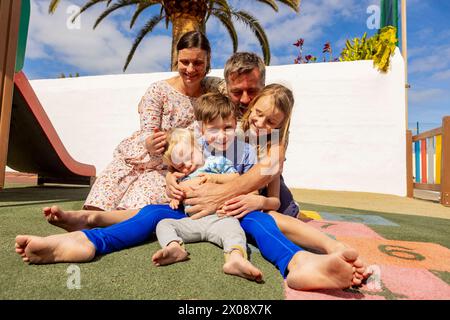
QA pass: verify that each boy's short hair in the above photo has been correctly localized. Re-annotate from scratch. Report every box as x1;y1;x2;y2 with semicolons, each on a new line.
194;92;237;124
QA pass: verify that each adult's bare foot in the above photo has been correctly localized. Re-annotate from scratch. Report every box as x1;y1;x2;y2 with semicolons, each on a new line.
286;249;360;291
223;251;263;283
15;232;95;264
43;206;91;232
327;241;371;284
152;242;189;266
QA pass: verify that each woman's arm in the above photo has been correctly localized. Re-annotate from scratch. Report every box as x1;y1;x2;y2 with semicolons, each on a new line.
138;83;166;155
261;175;281;212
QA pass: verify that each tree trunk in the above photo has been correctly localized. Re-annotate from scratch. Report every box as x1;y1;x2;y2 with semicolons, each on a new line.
170;13;202;71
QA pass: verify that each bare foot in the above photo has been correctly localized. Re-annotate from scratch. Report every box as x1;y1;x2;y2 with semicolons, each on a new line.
152;242;189;266
15;232;96;264
327;241;371;285
223;251;263;283
43;206;91;232
286;249;360;291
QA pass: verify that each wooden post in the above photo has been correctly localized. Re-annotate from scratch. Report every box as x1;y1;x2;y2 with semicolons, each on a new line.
0;0;22;189
441;116;450;207
406;130;413;198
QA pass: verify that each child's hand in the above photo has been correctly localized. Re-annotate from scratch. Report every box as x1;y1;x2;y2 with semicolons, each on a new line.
219;194;264;219
146;128;167;156
169;199;180;210
166;172;186;200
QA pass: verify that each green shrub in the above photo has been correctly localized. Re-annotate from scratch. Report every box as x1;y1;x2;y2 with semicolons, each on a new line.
339;26;398;73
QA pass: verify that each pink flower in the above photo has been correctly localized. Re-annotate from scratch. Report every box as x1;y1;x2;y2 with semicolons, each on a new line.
293;38;304;47
323;42;332;53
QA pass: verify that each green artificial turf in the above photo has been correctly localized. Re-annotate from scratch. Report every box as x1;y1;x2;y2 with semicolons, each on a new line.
2;186;449;299
0;186;285;300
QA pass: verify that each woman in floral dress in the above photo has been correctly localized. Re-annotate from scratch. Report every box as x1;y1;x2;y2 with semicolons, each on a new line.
83;31;223;211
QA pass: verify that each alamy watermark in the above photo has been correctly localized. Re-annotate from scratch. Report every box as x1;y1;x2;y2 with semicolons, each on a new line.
367;5;381;30
66;264;81;289
366;265;382;291
66;5;81;30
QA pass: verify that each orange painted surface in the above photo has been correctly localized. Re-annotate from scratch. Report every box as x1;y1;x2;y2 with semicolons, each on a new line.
336;237;450;272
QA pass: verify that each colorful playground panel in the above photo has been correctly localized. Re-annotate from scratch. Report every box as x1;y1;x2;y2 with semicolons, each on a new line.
285;265;450;300
306;220;386;240
319;212;400;227
336;237;450;272
413;135;442;184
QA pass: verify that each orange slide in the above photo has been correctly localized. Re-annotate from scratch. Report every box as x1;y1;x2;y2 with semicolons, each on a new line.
7;71;96;186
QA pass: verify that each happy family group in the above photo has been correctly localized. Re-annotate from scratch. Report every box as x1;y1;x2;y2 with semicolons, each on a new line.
15;31;371;291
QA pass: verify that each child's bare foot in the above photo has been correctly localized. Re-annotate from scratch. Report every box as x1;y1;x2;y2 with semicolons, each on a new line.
43;206;91;232
286;249;360;291
15;232;95;264
223;250;263;283
152;241;189;266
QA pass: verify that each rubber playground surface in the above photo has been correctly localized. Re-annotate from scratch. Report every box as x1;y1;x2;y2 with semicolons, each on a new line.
1;181;449;300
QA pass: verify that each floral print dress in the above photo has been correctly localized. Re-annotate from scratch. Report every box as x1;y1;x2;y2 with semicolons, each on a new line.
84;78;225;211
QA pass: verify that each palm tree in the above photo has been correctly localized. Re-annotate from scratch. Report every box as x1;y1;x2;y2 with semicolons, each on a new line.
49;0;301;71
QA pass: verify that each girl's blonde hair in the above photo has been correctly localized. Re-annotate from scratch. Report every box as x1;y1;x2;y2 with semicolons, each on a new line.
241;83;294;156
162;128;198;169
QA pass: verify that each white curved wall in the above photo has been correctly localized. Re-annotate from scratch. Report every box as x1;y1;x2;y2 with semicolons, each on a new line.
20;49;406;196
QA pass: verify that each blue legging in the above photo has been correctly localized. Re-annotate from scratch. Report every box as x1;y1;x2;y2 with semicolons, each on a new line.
82;204;303;278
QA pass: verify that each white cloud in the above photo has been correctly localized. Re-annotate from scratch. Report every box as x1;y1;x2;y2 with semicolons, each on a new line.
27;0;171;75
409;88;447;104
409;45;450;74
210;0;365;65
432;69;450;81
23;0;401;74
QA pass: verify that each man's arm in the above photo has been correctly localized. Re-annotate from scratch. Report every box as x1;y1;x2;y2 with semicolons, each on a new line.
199;173;239;184
184;145;285;219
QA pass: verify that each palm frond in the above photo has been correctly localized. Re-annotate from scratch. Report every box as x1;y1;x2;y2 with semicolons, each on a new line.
48;0;60;14
160;6;170;29
232;10;271;65
211;9;238;52
254;0;279;12
275;0;301;13
207;0;233;24
71;0;110;23
124;14;164;71
130;2;159;28
93;0;140;29
212;0;232;15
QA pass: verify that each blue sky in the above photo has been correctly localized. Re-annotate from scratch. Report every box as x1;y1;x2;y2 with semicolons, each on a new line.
23;0;450;130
